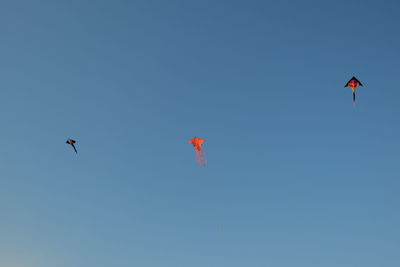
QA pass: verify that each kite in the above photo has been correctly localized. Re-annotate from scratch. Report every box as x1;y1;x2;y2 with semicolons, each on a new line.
188;137;207;166
344;76;363;104
66;138;78;154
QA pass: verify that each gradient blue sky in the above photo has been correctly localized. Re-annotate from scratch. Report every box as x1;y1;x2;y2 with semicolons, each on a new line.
1;0;400;266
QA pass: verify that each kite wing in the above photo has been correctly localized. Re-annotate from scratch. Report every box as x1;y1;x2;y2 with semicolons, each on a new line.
189;137;205;146
345;76;362;87
197;138;205;145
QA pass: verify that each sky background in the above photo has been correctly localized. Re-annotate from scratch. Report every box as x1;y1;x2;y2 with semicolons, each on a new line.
0;0;399;266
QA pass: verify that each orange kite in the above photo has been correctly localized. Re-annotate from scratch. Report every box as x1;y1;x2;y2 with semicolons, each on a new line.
188;137;207;166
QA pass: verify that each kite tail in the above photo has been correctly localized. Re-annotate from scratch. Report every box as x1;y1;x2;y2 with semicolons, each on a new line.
72;144;78;154
353;92;356;104
196;150;207;166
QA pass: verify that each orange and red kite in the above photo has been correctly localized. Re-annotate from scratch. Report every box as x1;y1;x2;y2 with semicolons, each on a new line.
345;76;363;104
188;137;206;166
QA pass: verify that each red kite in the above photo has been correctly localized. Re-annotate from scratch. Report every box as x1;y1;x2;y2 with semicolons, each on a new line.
345;76;363;104
66;139;78;154
188;137;206;166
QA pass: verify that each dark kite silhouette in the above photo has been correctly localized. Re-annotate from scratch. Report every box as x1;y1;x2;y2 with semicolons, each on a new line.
66;139;78;154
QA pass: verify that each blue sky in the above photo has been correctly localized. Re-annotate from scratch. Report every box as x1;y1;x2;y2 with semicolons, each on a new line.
1;0;399;266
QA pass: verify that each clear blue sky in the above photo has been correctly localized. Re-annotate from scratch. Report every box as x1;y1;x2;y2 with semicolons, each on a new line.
1;0;399;266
